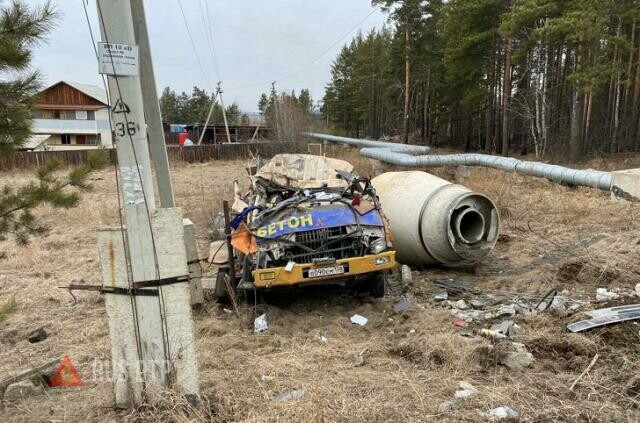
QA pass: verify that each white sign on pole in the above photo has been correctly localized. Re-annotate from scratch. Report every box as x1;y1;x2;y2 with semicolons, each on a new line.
98;42;139;76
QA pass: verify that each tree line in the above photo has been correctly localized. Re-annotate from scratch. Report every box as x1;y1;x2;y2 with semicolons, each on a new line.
257;88;316;141
323;0;640;160
159;86;248;125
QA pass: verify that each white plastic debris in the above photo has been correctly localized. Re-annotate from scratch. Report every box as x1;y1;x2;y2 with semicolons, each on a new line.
635;283;640;298
433;291;448;302
489;406;519;420
272;388;305;402
254;314;268;333
550;295;567;311
350;314;368;326
496;305;516;317
260;374;274;382
437;399;457;413
319;336;328;343
480;328;507;339
596;288;619;302
284;261;296;272
455;300;468;310
454;388;475;399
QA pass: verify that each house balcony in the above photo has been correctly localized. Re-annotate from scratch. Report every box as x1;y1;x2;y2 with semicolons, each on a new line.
32;118;111;134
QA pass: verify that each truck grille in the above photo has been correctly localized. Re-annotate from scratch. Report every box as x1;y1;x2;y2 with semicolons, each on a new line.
288;226;364;264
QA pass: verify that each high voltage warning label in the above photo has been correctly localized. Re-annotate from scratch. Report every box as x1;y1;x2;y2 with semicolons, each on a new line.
98;42;139;76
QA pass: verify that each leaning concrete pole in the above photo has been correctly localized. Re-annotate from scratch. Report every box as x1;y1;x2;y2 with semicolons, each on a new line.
130;0;175;208
96;0;199;408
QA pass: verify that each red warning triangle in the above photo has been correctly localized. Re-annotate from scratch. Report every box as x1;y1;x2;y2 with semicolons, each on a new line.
48;356;84;387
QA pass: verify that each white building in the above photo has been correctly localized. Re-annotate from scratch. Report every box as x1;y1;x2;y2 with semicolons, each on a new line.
25;81;113;151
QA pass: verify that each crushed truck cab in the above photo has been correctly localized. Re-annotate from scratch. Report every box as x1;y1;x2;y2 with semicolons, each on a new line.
223;154;396;298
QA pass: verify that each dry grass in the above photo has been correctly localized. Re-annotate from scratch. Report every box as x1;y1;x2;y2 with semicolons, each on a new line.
1;150;639;422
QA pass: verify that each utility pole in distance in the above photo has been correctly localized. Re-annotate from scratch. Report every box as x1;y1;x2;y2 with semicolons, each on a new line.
130;0;175;207
95;0;199;408
217;81;233;143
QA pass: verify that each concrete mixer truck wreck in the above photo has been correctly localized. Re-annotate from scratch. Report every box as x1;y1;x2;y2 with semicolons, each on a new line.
220;154;397;299
214;154;501;301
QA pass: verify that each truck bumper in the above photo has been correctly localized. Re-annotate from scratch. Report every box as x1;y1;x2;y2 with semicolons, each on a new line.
252;251;396;288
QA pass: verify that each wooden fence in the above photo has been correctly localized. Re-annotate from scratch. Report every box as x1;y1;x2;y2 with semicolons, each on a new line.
0;142;310;171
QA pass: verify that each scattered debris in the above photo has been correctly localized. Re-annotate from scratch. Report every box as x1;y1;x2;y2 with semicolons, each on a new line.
452;318;467;328
596;287;619;302
393;299;413;314
550;295;567;311
433;291;448;302
470;297;494;310
437;399;458;414
400;265;412;286
635;283;640;298
490;320;521;337
254;314;268;333
454;381;477;399
455;300;468;310
488;406;519;420
480;328;507;339
260;374;275;382
350;314;368;326
272;388;305;402
0;358;60;394
567;304;640;332
499;343;535;371
432;279;482;295
496;305;516;318
27;327;47;343
4;378;45;401
319;336;328;344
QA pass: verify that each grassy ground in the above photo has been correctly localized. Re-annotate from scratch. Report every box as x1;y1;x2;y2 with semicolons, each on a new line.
0;150;639;422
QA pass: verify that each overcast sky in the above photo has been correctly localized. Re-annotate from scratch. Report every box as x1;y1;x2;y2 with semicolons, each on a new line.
31;1;387;113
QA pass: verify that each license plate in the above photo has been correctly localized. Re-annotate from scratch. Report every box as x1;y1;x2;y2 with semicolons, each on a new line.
307;265;345;278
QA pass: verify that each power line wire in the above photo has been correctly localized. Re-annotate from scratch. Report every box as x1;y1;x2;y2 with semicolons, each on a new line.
225;6;380;93
200;0;221;81
177;0;213;88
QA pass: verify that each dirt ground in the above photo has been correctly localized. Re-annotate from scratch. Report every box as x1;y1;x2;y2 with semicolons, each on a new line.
1;149;640;422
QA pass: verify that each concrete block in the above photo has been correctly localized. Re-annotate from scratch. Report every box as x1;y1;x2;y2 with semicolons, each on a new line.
183;219;204;306
611;168;640;202
4;378;45;401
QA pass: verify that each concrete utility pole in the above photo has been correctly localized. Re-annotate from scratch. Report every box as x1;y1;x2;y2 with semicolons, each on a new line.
197;90;218;145
130;0;175;207
95;0;199;408
217;81;233;143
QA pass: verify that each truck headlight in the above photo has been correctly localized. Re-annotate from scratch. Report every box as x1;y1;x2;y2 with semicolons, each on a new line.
375;256;390;265
370;238;386;254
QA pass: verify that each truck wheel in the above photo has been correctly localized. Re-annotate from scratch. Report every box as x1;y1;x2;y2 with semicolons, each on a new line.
370;272;386;298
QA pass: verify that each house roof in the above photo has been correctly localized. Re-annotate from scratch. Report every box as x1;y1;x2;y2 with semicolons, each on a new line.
21;134;52;150
60;81;109;105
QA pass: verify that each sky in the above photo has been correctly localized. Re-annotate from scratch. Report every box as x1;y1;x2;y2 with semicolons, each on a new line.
31;0;388;113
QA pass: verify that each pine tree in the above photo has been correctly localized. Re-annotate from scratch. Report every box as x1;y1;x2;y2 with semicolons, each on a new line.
0;1;107;245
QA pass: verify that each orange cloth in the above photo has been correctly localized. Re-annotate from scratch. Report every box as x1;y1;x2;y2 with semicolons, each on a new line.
230;223;258;254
